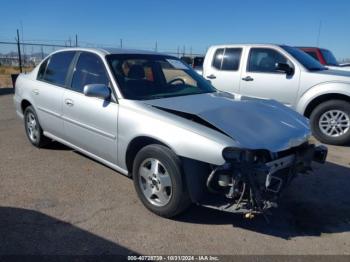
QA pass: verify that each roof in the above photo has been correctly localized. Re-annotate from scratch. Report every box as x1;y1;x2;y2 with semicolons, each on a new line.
48;47;171;57
208;43;282;48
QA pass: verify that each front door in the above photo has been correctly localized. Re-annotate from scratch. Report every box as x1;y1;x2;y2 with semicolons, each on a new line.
239;47;299;107
62;52;118;164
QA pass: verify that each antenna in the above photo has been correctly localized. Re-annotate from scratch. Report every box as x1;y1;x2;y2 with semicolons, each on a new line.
316;20;322;47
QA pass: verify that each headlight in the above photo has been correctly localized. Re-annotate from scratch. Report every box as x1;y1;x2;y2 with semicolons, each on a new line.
222;147;244;161
222;147;270;163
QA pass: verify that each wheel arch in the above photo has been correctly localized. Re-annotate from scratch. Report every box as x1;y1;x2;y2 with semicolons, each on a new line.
126;135;213;204
125;136;173;176
304;93;350;118
21;99;33;113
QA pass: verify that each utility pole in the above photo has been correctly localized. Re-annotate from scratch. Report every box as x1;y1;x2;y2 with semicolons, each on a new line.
120;39;123;48
155;41;158;52
20;21;25;67
16;29;23;73
177;46;179;57
75;34;78;47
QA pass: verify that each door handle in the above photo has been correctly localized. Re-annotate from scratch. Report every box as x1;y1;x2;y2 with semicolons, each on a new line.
64;99;74;106
242;76;254;81
206;74;216;79
32;89;39;95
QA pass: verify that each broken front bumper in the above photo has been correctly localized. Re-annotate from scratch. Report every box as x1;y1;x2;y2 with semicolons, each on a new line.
204;143;328;215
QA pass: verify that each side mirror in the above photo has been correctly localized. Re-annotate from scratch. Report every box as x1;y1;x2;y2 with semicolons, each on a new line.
275;63;294;76
83;84;111;100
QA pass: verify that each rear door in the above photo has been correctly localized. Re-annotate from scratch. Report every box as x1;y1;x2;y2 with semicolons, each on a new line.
62;52;118;164
203;47;243;94
239;47;300;107
34;51;76;138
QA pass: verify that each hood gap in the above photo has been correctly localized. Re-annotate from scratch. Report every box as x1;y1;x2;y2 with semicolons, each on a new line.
153;106;232;139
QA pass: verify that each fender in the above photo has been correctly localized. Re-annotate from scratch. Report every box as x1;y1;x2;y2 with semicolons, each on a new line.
116;100;238;170
296;82;350;115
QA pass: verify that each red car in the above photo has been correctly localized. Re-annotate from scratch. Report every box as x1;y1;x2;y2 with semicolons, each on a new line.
298;47;338;66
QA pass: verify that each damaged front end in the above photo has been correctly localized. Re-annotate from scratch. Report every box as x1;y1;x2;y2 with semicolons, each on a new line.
204;143;328;217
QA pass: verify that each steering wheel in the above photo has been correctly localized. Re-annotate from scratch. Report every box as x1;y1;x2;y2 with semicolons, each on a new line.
167;78;185;86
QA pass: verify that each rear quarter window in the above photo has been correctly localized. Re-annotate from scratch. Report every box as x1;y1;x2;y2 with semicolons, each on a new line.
37;58;49;80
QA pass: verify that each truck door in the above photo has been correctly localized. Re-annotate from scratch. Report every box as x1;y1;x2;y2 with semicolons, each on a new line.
239;47;299;107
203;47;243;94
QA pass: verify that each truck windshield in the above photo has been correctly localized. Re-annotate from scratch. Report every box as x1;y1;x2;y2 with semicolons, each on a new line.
320;49;338;66
281;45;327;71
106;54;216;100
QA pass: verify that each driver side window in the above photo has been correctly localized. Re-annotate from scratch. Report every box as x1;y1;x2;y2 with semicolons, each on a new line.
248;48;289;73
71;52;109;93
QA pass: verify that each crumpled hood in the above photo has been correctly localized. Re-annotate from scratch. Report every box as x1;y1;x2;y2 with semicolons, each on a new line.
143;92;311;152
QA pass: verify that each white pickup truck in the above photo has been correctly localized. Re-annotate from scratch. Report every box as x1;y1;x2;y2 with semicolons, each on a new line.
201;44;350;145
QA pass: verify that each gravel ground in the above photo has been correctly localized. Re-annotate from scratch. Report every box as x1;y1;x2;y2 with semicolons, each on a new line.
0;88;349;256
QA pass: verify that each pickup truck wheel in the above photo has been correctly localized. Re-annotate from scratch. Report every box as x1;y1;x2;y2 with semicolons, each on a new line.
310;100;350;145
132;144;191;218
24;106;49;147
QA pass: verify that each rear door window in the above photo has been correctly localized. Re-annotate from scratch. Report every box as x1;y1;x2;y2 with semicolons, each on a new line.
221;48;242;70
212;48;242;71
42;51;75;86
212;48;224;69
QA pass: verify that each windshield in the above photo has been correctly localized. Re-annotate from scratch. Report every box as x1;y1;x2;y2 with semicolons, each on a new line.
106;54;216;100
321;49;338;66
281;45;326;71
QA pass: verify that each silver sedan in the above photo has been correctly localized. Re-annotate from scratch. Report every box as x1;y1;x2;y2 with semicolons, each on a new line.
14;48;327;218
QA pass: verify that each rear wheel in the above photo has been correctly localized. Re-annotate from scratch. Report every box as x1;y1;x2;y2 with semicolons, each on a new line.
24;106;49;147
310;100;350;145
132;144;191;218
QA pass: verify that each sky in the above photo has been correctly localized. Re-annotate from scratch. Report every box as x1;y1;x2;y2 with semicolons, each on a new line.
1;0;350;60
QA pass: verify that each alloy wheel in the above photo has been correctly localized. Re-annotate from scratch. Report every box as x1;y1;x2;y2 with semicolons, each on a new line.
26;112;39;143
138;158;173;207
319;109;350;137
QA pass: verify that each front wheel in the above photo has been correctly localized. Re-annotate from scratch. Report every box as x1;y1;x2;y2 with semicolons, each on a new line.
132;144;191;218
310;100;350;145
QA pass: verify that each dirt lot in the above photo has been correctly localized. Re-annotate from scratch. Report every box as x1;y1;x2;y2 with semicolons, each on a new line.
0;66;32;88
0;88;349;255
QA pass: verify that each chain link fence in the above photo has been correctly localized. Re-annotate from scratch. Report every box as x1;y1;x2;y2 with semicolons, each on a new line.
0;41;71;87
0;40;204;88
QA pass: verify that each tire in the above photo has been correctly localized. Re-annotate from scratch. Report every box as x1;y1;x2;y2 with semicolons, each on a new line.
24;106;49;147
310;100;350;145
132;144;191;218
